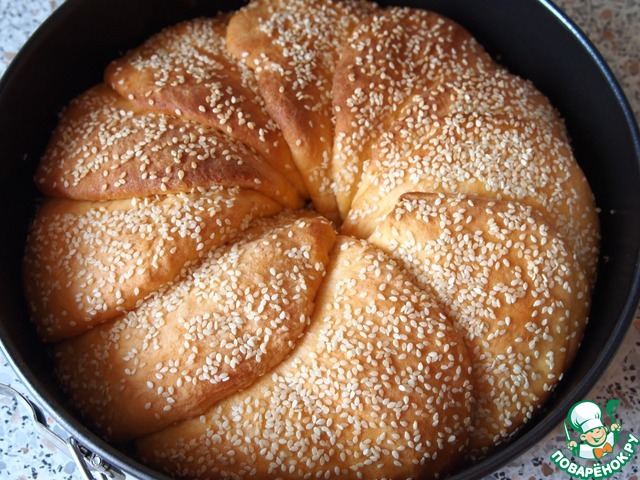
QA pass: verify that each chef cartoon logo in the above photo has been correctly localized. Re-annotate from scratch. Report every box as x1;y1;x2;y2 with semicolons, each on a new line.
566;400;620;460
549;398;639;479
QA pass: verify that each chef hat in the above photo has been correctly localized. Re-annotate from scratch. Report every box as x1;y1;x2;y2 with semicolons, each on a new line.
568;400;604;434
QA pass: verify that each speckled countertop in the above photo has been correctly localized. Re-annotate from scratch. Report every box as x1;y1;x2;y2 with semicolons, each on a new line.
0;1;639;479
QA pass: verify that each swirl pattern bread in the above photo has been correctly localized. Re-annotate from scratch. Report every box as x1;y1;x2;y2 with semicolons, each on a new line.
23;0;599;478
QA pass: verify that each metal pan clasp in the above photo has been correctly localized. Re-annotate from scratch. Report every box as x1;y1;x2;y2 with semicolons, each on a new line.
0;383;127;480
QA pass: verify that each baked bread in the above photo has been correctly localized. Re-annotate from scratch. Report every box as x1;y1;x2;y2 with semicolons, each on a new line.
368;192;591;452
137;236;474;479
23;0;600;478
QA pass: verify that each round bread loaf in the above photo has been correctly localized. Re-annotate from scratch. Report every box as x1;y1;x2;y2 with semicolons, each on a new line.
23;0;599;478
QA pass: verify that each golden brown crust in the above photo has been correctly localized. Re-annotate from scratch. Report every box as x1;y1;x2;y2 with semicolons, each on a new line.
35;84;303;209
105;16;307;198
227;0;377;219
332;7;495;217
342;68;600;280
21;1;600;477
137;236;473;479
24;187;281;342
368;192;591;452
53;213;337;442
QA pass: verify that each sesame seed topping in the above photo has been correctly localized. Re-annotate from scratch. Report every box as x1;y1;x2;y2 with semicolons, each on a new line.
227;0;376;218
24;187;282;342
369;192;591;452
104;15;307;199
24;1;599;477
137;237;473;478
52;213;336;441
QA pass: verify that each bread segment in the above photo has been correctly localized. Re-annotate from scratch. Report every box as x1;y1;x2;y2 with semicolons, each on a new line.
332;7;495;217
227;0;377;218
138;237;473;479
35;84;302;209
53;213;337;442
343;69;600;279
24;187;281;342
105;16;307;197
369;192;590;452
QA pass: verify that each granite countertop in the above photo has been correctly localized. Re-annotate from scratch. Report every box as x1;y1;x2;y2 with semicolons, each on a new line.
0;0;639;479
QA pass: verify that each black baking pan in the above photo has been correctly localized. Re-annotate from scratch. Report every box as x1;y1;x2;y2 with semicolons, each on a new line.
0;0;639;478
